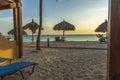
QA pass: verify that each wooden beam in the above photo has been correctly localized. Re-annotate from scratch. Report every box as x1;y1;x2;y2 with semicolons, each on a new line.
13;0;23;58
17;0;23;58
108;0;120;80
13;7;19;58
0;3;16;10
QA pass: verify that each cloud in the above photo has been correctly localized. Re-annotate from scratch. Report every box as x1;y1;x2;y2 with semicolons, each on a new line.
0;17;13;23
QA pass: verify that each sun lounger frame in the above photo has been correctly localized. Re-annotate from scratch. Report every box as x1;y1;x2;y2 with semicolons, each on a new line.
0;62;37;80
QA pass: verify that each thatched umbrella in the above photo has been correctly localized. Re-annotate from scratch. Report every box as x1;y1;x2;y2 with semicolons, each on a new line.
53;20;75;40
7;29;27;35
95;20;108;42
95;20;108;33
23;19;39;43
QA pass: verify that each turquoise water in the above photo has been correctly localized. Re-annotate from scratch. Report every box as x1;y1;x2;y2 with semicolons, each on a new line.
4;34;102;42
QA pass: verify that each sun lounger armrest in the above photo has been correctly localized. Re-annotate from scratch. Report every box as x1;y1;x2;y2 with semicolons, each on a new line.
0;57;14;64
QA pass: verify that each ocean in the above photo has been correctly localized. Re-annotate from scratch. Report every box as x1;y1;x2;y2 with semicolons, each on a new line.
4;34;103;42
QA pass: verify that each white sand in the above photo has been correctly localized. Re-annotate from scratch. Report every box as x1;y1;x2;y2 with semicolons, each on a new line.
3;41;107;80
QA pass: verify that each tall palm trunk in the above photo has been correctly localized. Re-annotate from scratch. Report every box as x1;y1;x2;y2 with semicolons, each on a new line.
36;0;42;50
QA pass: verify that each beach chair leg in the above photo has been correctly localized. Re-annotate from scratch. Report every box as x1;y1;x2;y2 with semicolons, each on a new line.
32;65;36;73
9;59;13;64
19;65;36;79
19;70;24;79
29;64;36;75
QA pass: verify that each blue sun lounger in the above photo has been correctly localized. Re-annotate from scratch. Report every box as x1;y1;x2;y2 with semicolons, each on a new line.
0;62;37;80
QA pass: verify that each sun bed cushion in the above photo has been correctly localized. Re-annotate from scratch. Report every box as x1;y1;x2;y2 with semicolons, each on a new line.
0;62;37;77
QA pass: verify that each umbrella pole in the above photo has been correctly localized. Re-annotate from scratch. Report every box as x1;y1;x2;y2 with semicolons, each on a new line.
32;32;34;43
62;30;65;41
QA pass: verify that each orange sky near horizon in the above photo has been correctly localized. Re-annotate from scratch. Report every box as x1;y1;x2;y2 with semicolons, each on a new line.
0;0;108;35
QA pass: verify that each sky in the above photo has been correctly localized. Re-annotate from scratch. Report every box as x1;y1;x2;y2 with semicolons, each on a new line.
0;0;108;35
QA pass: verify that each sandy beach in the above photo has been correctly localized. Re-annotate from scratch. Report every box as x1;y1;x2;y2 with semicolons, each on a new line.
3;41;107;80
0;0;109;80
25;41;107;49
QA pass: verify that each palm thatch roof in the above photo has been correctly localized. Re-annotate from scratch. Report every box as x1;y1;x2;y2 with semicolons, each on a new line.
23;19;39;33
53;21;75;31
53;21;75;41
7;29;27;35
95;20;108;33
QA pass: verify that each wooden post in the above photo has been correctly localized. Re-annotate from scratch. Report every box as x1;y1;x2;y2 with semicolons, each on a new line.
13;7;19;58
17;0;23;58
108;0;120;80
13;0;23;58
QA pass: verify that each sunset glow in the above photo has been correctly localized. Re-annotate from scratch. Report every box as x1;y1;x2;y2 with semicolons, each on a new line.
0;0;108;35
